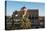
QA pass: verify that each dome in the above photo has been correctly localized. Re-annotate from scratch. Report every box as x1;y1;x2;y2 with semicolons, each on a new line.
21;6;26;10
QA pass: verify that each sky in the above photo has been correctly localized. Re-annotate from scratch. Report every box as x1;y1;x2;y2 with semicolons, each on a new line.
6;1;45;16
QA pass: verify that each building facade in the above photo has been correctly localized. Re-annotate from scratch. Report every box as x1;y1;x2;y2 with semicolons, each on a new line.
5;7;45;30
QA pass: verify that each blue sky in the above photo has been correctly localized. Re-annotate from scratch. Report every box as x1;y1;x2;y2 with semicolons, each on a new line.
6;1;45;16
